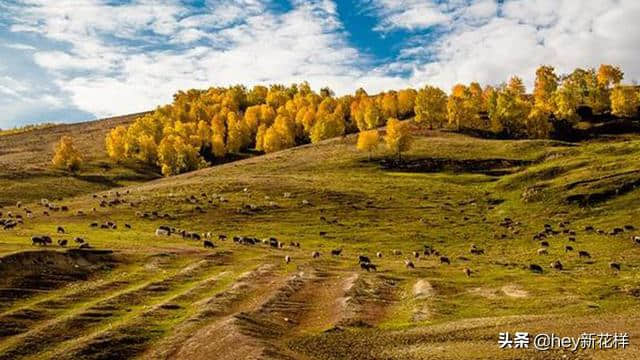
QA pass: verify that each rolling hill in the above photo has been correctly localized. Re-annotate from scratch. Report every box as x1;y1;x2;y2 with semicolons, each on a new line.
0;125;639;359
0;112;158;206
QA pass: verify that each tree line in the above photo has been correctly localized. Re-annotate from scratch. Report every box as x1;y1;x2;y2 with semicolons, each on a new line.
53;64;640;174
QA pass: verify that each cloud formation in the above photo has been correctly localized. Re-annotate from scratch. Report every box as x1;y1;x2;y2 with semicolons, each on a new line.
1;0;639;127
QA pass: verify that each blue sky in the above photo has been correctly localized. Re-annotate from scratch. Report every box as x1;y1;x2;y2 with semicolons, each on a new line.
1;0;639;128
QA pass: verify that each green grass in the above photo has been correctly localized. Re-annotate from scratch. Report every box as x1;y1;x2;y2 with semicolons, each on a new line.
1;129;640;359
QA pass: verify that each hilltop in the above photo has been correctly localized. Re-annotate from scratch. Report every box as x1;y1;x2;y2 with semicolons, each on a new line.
0;126;639;359
0;112;158;206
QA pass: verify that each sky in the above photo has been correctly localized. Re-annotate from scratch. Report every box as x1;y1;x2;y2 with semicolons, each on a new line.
0;0;639;128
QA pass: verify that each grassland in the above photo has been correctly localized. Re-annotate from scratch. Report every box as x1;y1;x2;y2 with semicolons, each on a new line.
1;125;640;359
0;111;157;206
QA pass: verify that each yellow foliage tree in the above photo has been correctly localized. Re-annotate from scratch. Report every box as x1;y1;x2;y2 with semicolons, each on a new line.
492;86;531;137
52;136;82;172
208;114;226;158
414;86;447;129
310;113;345;143
526;107;553;139
262;114;296;153
533;65;559;113
597;64;624;88
380;92;399;119
357;130;379;160
447;84;476;130
384;118;412;161
610;85;639;117
106;125;127;162
397;89;417;119
362;98;383;130
157;135;204;176
226;112;249;153
553;86;580;123
507;76;526;96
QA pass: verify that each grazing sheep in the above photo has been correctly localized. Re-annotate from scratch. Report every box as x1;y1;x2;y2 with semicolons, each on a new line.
269;238;279;248
440;256;450;265
376;252;383;258
537;248;548;255
565;245;574;252
42;236;52;245
578;250;591;258
125;224;132;229
57;226;65;234
540;241;549;247
79;243;91;249
550;260;563;270
624;225;635;231
633;236;640;245
58;239;68;247
584;225;594;231
360;262;377;271
312;251;321;258
319;231;327;236
74;237;85;244
568;237;576;242
285;255;291;264
219;234;227;241
463;268;472;277
529;264;543;273
392;249;402;256
331;248;342;256
404;260;415;269
203;240;215;248
155;228;170;237
413;251;420;259
31;236;46;246
609;262;621;271
290;241;300;248
470;248;485;255
358;255;371;264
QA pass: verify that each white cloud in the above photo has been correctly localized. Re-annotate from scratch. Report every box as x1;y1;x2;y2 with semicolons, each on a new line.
3;0;640;127
390;0;640;91
2;43;37;51
7;0;399;119
366;0;450;31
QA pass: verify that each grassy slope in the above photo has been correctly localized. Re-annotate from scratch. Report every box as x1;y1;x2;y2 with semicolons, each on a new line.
1;127;640;359
0;112;157;206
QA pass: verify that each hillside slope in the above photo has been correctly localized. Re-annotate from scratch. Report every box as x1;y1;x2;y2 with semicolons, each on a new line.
0;129;640;359
0;112;157;205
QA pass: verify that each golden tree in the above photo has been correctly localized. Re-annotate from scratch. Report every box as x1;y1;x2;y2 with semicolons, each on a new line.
380;92;399;119
414;86;447;129
52;136;82;172
105;125;127;162
597;64;623;88
384;118;413;161
491;84;532;137
447;84;476;130
262;114;296;153
357;130;379;160
553;86;580;123
157;135;203;176
362;99;383;130
533;65;559;113
397;89;417;119
610;85;639;117
526;107;553;139
507;76;526;96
